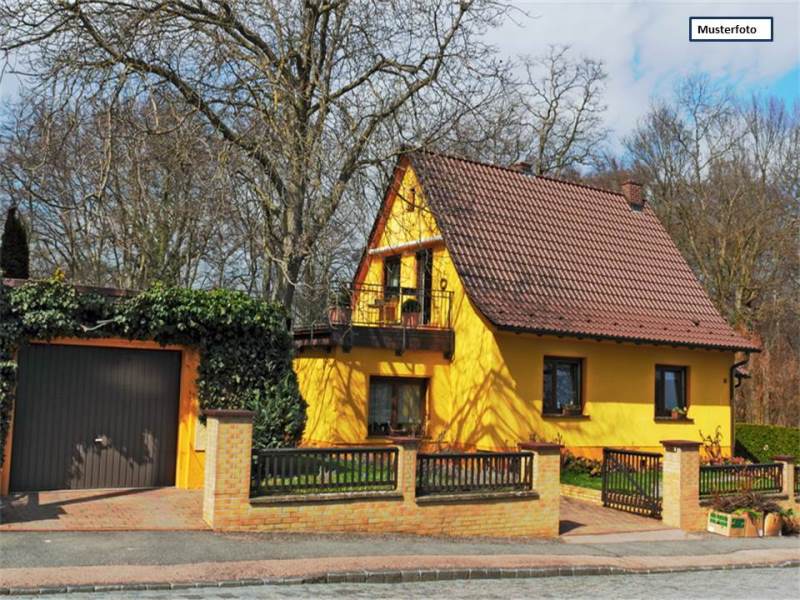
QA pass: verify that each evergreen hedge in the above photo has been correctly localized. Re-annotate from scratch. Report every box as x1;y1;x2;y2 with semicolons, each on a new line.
0;279;307;466
735;423;800;463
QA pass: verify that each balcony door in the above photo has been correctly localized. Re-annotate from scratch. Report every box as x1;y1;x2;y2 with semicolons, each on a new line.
415;249;433;325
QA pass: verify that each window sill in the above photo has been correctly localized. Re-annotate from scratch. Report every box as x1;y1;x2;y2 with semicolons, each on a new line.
542;414;590;420
367;435;426;442
654;416;694;423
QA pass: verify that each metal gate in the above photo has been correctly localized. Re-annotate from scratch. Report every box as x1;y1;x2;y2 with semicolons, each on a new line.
10;343;181;491
601;448;662;519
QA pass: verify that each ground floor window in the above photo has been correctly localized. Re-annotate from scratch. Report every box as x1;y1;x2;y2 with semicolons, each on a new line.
543;356;583;415
368;377;426;437
655;365;688;417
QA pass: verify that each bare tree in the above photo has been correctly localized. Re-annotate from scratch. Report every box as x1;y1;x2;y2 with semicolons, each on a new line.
442;45;608;175
0;92;235;289
624;76;799;427
1;0;511;309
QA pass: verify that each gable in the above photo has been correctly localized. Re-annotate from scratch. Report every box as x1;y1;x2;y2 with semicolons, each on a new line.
354;159;443;286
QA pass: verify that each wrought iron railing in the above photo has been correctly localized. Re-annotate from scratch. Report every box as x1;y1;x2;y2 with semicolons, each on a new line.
699;463;783;497
416;452;533;496
323;282;452;330
250;447;398;496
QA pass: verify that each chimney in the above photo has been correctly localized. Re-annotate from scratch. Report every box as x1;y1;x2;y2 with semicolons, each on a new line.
509;161;532;174
622;180;644;209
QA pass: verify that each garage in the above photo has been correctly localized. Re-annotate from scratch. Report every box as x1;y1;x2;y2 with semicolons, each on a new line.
9;343;181;492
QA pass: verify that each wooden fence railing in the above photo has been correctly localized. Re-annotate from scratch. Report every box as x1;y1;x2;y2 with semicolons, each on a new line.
699;463;783;497
250;447;398;496
416;451;533;496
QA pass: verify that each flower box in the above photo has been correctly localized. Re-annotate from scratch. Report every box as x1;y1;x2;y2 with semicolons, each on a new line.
707;510;763;537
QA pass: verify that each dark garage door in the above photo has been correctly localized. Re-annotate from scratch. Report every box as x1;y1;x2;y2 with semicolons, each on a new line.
10;344;181;492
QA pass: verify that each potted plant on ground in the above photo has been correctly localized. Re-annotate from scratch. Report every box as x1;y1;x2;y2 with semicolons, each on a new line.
401;298;422;328
765;508;793;537
671;406;688;420
327;286;352;325
707;491;782;537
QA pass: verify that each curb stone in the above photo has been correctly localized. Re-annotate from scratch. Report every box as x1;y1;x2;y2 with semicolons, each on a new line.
2;560;798;596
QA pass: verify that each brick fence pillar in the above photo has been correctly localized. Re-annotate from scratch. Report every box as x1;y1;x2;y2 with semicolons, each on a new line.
202;409;255;529
773;455;796;501
661;439;705;531
519;442;561;537
390;437;420;504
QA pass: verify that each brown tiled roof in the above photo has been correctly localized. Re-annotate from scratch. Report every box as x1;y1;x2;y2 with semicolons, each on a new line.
408;151;758;352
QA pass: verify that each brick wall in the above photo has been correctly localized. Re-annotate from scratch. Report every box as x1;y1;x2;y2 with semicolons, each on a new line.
202;412;561;538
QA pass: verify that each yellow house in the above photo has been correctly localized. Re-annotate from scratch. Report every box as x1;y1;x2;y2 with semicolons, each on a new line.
293;152;758;458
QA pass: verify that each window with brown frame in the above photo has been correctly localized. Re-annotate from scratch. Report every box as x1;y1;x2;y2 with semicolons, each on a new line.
368;377;426;437
655;365;688;417
543;357;583;415
383;255;401;299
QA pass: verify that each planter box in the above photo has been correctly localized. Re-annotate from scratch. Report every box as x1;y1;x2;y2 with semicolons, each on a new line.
707;510;763;537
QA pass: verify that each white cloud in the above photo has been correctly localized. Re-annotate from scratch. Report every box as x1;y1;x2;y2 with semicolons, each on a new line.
488;1;799;145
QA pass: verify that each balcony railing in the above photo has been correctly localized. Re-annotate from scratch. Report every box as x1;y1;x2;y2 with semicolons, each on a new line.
325;282;452;330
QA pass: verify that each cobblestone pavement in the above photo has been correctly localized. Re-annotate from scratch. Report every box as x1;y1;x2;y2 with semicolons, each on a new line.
0;489;205;531
26;567;800;599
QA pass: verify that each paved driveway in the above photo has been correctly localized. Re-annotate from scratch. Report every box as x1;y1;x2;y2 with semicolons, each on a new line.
559;497;671;536
0;488;206;531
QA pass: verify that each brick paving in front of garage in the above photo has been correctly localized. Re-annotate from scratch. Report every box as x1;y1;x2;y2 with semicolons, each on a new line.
559;496;671;536
0;487;206;531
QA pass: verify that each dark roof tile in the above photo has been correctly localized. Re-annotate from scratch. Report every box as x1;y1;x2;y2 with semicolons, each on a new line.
409;151;758;352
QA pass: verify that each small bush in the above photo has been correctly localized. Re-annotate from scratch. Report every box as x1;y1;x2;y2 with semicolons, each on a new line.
710;491;782;515
563;452;603;477
735;423;800;463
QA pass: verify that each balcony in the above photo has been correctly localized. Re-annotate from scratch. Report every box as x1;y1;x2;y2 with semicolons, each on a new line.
294;282;454;358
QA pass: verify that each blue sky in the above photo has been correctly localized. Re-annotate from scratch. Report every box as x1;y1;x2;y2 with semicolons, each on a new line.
489;1;799;143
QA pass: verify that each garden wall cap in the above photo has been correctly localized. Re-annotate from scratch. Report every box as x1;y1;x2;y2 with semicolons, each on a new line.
387;436;422;447
518;442;563;452
660;439;701;449
772;455;796;463
203;409;256;420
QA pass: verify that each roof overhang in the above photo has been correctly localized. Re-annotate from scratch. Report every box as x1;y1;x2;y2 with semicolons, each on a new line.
494;323;761;353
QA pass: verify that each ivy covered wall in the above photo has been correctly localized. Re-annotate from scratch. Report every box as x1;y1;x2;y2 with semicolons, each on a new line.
0;279;307;466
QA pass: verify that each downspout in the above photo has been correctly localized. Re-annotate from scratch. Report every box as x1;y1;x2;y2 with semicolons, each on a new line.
729;354;751;455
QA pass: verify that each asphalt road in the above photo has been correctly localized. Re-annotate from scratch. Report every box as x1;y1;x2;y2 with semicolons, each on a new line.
23;566;800;599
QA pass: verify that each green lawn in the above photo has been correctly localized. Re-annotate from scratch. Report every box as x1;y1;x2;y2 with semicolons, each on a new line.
561;469;603;490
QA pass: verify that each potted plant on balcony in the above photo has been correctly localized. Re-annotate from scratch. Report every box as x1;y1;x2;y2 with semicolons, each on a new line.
401;298;422;328
562;403;582;416
671;406;688;420
327;286;352;325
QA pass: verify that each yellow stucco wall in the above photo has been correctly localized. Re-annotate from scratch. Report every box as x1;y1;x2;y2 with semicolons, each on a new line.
295;165;735;458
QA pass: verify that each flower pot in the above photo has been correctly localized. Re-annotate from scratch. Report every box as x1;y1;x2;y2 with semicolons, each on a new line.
328;306;350;325
707;510;763;537
764;513;782;537
402;311;420;328
562;406;582;416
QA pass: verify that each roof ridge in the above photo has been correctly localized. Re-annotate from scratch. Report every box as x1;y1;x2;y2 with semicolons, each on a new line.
412;148;627;199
